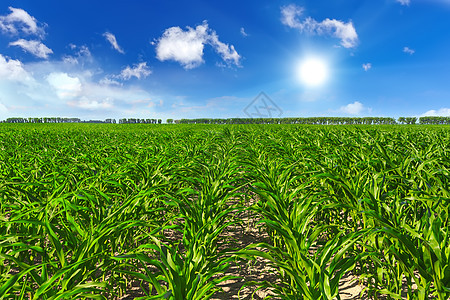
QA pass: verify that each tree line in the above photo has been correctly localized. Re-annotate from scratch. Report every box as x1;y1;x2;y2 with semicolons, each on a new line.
418;116;450;124
118;118;162;124
177;116;449;125
1;116;449;125
1;117;117;124
0;118;160;124
178;117;397;125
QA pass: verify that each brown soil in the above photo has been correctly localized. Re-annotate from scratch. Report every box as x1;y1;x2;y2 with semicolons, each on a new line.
117;198;422;300
211;207;367;300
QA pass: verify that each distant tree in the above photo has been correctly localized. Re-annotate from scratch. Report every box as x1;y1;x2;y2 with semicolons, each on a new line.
405;117;417;125
3;116;445;125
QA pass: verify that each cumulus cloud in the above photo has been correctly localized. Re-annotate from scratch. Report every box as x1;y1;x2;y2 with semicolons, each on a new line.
396;0;411;5
0;7;45;37
66;80;153;113
103;32;125;54
0;53;157;119
46;72;82;99
9;39;53;59
339;101;365;115
362;63;372;71
281;4;358;48
44;71;153;112
155;21;240;69
0;7;51;62
403;46;415;55
155;25;206;69
0;54;33;82
118;62;151;80
422;108;450;116
240;27;248;37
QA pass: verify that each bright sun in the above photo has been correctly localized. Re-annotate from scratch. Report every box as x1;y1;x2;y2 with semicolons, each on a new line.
298;58;329;87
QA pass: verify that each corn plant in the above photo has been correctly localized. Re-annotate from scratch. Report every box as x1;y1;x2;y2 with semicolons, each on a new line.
1;123;449;299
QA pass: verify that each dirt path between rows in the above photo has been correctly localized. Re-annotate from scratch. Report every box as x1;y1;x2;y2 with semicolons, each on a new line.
211;207;367;300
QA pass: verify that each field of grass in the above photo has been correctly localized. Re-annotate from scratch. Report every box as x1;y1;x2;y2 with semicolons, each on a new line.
1;123;449;299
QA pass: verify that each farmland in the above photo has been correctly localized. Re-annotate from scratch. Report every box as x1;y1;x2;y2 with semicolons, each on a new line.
0;123;449;299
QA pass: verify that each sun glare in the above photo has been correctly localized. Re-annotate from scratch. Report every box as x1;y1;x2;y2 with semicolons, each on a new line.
298;57;329;87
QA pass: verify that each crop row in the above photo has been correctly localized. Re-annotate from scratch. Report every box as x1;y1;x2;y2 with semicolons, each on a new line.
0;124;449;299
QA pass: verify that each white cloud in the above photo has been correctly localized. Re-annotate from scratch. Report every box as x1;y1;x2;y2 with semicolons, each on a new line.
118;62;151;80
77;45;91;57
0;53;157;119
155;23;208;69
281;4;305;28
68;97;113;110
155;21;240;69
62;56;78;65
403;46;415;55
208;31;240;66
9;39;53;59
62;45;92;65
396;0;411;5
422;108;450;116
0;54;33;82
68;81;153;113
240;27;248;37
281;4;358;48
362;63;372;71
339;101;365;115
0;7;44;37
103;32;125;54
99;77;121;86
318;19;358;48
49;73;154;113
46;72;82;99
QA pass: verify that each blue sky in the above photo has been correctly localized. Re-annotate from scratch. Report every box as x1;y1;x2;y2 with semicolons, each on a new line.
1;0;450;121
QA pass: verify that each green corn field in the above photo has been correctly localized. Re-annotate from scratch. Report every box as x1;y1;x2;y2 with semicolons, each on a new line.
0;123;449;299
